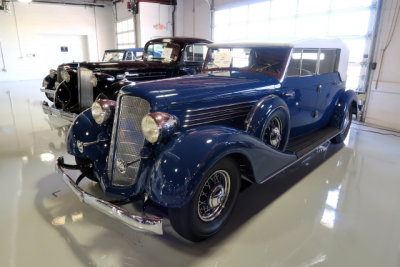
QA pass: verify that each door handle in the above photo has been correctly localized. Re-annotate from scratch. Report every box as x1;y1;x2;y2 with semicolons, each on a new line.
281;90;295;97
318;84;322;93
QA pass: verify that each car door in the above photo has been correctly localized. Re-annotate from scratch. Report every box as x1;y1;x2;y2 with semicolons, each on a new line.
314;49;343;127
281;48;320;139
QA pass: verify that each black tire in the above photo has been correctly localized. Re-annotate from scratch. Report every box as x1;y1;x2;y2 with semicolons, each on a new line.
74;156;98;182
169;157;241;241
261;109;288;151
331;109;352;144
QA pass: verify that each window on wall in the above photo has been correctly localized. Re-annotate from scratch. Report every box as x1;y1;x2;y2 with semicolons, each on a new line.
116;18;135;49
213;0;378;92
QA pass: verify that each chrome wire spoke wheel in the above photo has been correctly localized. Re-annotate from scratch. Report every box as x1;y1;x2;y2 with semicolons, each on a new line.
197;170;231;222
265;117;282;149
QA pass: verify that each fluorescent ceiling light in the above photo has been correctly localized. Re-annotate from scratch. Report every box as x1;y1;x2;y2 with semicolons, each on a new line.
18;0;32;3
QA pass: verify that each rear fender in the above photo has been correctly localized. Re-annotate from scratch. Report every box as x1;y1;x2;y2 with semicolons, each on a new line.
329;90;358;130
146;126;296;208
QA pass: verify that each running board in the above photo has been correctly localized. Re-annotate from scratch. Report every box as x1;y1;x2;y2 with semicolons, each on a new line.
286;126;340;158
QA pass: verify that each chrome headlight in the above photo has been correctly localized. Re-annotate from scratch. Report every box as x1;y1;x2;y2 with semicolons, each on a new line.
61;70;70;82
141;112;178;143
141;115;160;143
91;99;116;125
91;74;98;87
49;69;57;79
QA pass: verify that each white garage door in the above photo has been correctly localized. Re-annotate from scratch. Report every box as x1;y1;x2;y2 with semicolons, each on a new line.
213;0;378;93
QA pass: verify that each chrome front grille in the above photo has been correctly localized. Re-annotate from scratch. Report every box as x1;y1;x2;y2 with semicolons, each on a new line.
108;94;150;186
79;67;94;109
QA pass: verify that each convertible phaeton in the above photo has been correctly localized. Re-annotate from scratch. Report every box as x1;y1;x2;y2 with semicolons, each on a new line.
41;37;211;121
57;40;357;241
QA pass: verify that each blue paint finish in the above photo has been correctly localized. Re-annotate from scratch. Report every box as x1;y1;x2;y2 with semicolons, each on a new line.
146;126;297;208
66;63;357;206
245;95;290;144
329;89;358;130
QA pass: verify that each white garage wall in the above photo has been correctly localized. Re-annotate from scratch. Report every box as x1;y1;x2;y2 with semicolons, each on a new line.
183;0;211;39
364;0;400;131
0;2;115;81
114;1;178;48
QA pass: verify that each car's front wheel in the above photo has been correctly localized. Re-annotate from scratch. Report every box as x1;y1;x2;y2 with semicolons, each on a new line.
331;109;352;144
169;157;241;241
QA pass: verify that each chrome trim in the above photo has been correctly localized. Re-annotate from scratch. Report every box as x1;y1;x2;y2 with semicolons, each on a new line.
41;101;76;122
108;94;150;186
79;68;94;109
184;105;253;118
40;88;55;95
81;139;110;148
186;101;256;113
183;113;248;128
184;110;249;123
56;157;163;235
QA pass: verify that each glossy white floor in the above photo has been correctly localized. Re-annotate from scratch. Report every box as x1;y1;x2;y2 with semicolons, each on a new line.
1;80;400;267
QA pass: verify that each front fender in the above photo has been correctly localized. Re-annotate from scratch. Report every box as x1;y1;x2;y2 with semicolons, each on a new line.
329;90;358;130
67;108;113;161
146;126;296;208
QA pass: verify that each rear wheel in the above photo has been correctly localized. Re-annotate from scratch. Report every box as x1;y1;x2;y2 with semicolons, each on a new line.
169;158;240;241
331;109;352;144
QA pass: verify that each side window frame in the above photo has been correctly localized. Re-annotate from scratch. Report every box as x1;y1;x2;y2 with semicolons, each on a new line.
286;48;341;78
183;43;208;63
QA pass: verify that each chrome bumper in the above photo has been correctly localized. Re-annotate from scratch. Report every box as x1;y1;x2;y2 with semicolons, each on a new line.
56;157;163;235
42;101;77;122
40;88;56;95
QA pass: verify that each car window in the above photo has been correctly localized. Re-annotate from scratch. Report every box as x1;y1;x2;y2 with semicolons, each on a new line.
319;49;340;74
184;44;208;62
125;51;134;61
103;51;124;62
287;49;302;76
205;47;289;78
301;49;318;75
287;48;318;77
144;42;181;62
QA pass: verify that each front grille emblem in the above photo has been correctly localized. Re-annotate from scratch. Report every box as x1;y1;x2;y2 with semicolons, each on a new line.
116;158;127;174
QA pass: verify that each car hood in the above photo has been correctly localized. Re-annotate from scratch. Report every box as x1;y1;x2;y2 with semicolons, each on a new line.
120;70;281;110
59;60;176;71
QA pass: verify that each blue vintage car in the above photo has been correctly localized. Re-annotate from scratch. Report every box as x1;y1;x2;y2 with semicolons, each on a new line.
57;40;357;241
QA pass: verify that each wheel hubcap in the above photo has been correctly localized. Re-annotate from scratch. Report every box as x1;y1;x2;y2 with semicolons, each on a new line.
198;170;230;222
265;117;282;149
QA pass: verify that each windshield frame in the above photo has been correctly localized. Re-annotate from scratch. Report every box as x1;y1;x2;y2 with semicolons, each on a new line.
202;46;292;81
143;41;183;62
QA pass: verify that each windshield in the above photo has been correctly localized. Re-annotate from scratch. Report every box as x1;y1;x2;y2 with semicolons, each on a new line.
204;47;290;79
103;51;125;62
144;41;181;62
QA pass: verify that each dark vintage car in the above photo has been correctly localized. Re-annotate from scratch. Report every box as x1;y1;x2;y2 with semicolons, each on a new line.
102;48;144;62
41;37;211;121
56;40;357;241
